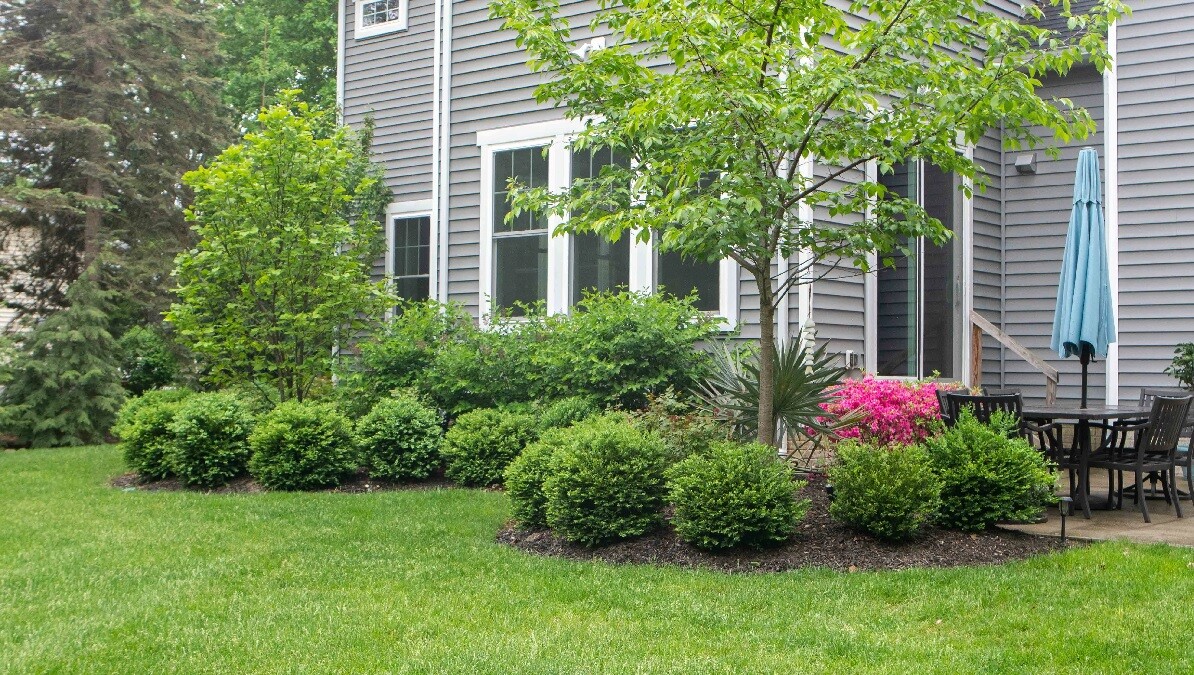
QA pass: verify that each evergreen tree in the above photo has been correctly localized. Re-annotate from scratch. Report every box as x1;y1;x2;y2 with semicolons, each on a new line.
0;271;126;447
0;0;231;321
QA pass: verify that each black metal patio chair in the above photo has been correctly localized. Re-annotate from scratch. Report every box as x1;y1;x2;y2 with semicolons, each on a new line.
1089;394;1193;523
943;392;1024;427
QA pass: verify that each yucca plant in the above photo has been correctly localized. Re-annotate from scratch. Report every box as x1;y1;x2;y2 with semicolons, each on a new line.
695;339;848;451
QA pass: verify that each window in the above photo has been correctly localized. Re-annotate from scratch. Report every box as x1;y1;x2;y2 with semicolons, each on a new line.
477;120;737;325
570;147;631;304
875;160;960;378
657;250;720;312
492;146;549;314
355;0;407;38
392;215;431;301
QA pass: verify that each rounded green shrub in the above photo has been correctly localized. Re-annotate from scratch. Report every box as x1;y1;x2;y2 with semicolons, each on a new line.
441;408;538;487
166;392;255;488
120;402;182;479
248;401;357;490
537;396;598;432
925;409;1056;532
357;395;443;481
503;428;569;528
114;388;194;435
543;414;670;546
666;441;807;550
828;441;942;542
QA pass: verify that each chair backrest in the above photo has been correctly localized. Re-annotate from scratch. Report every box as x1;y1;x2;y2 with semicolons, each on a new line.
935;388;954;425
944;392;1024;426
1140;387;1194;431
1140;395;1194;456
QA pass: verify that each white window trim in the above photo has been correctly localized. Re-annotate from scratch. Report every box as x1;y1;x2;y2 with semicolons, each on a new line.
477;120;737;326
354;0;408;39
386;200;435;317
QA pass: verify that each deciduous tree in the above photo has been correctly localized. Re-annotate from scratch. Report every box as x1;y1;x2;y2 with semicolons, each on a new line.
167;96;390;402
491;0;1125;444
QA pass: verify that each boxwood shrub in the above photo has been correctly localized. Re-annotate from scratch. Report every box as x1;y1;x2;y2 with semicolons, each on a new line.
357;395;443;481
666;441;807;550
248;401;357;490
114;389;194;480
925;409;1056;532
828;441;942;541
441;408;538;486
543;414;670;546
166;392;255;488
503;428;569;528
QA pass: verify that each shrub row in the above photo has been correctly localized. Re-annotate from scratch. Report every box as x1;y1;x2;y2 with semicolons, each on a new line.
828;409;1056;540
117;390;445;490
504;413;807;550
349;291;720;417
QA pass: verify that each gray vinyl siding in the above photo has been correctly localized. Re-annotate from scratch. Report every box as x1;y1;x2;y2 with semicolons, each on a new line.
445;0;596;313
811;163;867;362
973;127;1005;386
343;0;436;201
1114;0;1194;398
1001;66;1106;404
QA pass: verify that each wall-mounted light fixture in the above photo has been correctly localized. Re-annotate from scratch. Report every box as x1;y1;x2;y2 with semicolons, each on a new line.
570;36;606;61
1015;153;1037;175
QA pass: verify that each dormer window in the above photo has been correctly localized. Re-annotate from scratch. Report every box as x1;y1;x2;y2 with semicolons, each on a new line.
356;0;407;38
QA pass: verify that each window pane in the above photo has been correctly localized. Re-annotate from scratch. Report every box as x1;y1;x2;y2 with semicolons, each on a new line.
876;162;918;377
494;147;548;233
921;163;956;379
658;250;719;313
395;276;429;303
495;234;548;315
572;234;629;304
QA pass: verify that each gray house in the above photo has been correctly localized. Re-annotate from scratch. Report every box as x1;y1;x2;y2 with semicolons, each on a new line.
337;0;1194;404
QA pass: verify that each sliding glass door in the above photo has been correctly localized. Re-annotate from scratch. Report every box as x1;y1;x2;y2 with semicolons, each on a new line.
876;161;961;379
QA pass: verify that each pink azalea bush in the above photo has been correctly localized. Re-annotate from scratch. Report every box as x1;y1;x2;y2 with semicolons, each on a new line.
821;377;959;446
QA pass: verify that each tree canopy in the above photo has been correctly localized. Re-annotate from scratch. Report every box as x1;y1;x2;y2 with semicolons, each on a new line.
491;0;1126;444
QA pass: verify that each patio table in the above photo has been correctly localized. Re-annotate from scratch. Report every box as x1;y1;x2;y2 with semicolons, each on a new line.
1021;403;1151;519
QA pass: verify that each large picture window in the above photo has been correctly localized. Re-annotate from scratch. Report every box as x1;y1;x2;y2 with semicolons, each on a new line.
570;147;630;304
492;146;549;314
875;161;960;378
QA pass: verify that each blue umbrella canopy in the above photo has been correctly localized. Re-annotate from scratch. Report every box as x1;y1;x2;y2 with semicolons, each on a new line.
1050;147;1116;405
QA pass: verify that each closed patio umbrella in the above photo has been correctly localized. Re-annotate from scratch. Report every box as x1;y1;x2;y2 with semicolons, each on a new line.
1050;147;1117;408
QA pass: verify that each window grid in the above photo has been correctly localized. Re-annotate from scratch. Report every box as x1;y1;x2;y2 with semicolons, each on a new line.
493;146;550;313
570;147;631;304
392;215;431;302
361;0;402;27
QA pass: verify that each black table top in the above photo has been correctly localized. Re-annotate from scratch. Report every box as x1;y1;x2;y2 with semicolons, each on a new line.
1021;404;1151;421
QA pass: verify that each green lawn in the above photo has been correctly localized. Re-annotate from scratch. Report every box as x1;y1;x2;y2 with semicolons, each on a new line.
2;447;1192;674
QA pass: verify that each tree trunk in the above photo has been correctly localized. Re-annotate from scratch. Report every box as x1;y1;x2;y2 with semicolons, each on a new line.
756;268;777;446
82;57;106;268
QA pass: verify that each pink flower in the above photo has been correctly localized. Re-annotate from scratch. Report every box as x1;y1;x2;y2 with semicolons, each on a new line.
820;377;959;446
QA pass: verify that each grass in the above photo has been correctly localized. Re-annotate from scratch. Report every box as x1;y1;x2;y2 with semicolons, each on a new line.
2;446;1193;674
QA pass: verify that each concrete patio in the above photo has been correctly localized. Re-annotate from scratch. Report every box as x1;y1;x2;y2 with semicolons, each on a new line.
1001;472;1194;547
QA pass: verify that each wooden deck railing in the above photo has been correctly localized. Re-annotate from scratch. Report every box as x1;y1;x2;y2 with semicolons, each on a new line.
969;310;1058;405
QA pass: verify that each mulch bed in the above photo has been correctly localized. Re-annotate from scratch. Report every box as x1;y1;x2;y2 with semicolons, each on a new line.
497;474;1070;573
109;469;459;494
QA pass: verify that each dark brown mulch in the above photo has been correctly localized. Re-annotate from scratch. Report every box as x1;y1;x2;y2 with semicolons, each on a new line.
110;468;459;494
497;474;1070;573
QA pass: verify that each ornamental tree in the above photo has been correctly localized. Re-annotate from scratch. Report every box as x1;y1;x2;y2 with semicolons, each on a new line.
167;95;391;402
490;0;1124;445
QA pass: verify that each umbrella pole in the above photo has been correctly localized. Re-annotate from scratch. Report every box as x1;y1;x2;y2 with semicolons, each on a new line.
1080;345;1091;409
